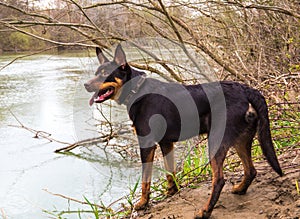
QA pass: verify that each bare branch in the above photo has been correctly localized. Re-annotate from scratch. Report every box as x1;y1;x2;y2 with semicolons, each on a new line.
157;0;213;82
128;40;183;82
130;62;174;82
1;21;94;47
43;189;107;210
0;46;57;71
7;20;95;30
68;0;103;34
223;0;300;19
0;2;53;21
9;110;70;145
54;135;115;153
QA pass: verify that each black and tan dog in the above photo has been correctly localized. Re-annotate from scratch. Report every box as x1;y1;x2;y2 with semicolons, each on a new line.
84;45;283;218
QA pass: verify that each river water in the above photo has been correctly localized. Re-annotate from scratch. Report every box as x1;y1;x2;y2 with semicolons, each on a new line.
0;52;139;218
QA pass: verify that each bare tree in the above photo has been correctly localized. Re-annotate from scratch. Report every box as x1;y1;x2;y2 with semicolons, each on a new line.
0;0;299;97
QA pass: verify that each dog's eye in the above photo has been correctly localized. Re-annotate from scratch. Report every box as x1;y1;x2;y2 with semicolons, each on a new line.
101;69;105;74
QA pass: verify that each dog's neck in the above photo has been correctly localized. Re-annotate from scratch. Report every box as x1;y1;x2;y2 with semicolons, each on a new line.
115;67;146;105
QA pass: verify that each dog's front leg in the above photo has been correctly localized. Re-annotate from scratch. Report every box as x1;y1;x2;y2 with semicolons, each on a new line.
134;145;157;210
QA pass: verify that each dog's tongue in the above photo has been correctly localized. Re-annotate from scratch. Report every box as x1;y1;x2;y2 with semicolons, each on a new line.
89;93;97;106
89;89;113;106
89;97;94;106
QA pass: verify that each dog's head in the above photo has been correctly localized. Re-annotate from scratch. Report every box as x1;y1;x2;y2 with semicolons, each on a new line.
84;44;132;106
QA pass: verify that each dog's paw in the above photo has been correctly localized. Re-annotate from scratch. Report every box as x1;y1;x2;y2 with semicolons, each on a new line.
194;209;211;219
167;184;178;196
231;184;247;195
134;199;149;210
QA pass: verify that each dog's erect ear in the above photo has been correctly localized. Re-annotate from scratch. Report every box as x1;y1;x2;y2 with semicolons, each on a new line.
113;44;127;68
96;47;109;65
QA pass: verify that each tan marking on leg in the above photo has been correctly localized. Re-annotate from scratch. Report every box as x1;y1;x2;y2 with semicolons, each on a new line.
134;182;151;210
135;146;156;210
232;137;257;194
132;125;137;135
160;142;178;195
196;149;227;219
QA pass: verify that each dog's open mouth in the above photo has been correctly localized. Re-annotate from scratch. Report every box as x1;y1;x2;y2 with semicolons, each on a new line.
89;87;115;106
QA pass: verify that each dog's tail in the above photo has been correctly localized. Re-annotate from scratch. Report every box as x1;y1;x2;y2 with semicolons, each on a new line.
246;87;283;176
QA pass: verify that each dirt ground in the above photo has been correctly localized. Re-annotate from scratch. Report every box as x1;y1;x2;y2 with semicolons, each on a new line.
136;148;300;219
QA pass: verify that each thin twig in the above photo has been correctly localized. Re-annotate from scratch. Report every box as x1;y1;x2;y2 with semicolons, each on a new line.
43;189;107;210
9;110;115;152
157;0;212;82
9;110;70;145
0;46;56;71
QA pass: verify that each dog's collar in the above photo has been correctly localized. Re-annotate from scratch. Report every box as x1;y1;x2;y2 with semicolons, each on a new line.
119;75;146;105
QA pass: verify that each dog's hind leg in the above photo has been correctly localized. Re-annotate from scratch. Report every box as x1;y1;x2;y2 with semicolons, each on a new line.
195;148;228;219
134;145;157;210
232;138;257;195
160;142;178;195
